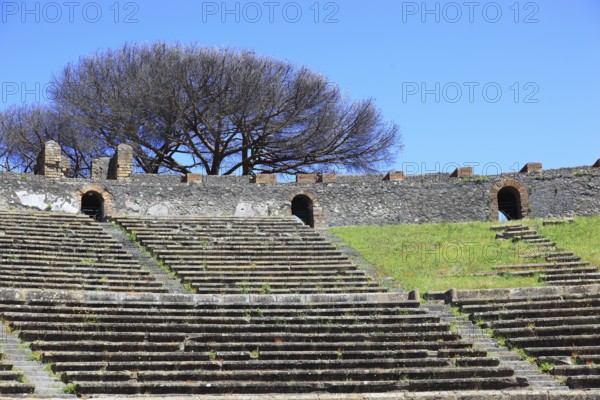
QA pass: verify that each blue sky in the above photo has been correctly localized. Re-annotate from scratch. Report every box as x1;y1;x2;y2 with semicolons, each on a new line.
1;0;599;175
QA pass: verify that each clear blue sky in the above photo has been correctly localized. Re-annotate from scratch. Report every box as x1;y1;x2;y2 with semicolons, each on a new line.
1;0;599;175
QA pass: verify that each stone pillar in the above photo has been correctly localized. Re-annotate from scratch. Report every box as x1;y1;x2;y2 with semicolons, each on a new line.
34;140;68;178
450;166;473;178
107;144;133;181
91;157;111;179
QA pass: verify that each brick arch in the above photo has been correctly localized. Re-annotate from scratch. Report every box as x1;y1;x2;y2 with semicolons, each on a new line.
74;184;117;217
287;191;325;228
489;179;529;221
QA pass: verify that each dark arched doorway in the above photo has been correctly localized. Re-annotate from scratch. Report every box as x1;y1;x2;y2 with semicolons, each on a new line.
81;191;104;221
292;195;314;228
497;186;522;220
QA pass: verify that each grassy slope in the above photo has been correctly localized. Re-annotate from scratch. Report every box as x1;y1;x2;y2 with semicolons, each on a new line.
331;221;542;293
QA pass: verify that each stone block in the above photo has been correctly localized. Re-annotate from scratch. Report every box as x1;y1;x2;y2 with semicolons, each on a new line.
250;174;277;184
450;166;473;178
317;173;337;183
520;162;543;173
296;173;319;184
384;171;405;181
183;173;204;183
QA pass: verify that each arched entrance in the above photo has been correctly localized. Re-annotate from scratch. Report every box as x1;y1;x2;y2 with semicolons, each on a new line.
489;179;529;221
291;195;314;228
81;191;104;221
497;186;522;220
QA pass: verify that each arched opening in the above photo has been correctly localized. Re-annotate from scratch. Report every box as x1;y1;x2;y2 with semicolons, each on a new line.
497;186;522;220
81;191;104;221
291;195;314;228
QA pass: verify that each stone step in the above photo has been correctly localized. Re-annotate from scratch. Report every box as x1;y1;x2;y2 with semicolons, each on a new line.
51;357;497;373
71;376;528;395
489;224;525;231
522;251;575;259
493;261;590;272
540;272;600;281
61;365;518;383
504;267;598;277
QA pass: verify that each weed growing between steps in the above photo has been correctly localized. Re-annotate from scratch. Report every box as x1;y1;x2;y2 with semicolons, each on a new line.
331;220;549;292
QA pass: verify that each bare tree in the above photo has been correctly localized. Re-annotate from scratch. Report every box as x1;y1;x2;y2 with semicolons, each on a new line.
46;42;401;175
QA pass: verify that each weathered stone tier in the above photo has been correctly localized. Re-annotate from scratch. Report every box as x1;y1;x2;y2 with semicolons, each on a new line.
0;289;527;396
0;211;166;292
449;285;600;389
114;216;382;294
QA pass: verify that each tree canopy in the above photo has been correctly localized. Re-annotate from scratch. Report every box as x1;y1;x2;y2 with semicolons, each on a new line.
0;43;401;177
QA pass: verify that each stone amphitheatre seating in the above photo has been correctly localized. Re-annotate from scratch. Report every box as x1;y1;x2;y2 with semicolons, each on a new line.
0;289;528;395
114;216;381;294
0;210;165;292
0;351;34;395
450;286;600;389
491;224;600;286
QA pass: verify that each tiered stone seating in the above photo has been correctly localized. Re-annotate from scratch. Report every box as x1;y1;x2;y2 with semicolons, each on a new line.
0;290;527;396
0;352;35;395
0;211;166;292
450;287;600;389
491;224;600;285
114;216;382;294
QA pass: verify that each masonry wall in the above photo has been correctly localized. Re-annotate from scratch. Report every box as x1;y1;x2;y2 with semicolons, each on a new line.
0;166;598;227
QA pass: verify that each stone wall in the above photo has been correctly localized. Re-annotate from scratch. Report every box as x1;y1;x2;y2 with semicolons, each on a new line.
0;164;599;227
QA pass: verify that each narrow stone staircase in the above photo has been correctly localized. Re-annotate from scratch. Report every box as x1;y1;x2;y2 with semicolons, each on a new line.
0;324;62;397
491;223;600;285
98;222;191;294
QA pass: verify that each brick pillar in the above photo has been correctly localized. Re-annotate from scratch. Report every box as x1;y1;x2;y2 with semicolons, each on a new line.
384;171;405;181
34;140;67;178
108;144;133;181
520;162;542;173
450;166;473;178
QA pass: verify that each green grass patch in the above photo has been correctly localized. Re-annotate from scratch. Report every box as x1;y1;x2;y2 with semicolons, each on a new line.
330;221;543;293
